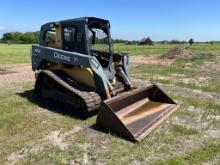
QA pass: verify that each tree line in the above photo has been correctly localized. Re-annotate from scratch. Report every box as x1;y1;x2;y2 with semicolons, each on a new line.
0;32;132;44
113;37;195;45
1;32;40;44
0;32;219;45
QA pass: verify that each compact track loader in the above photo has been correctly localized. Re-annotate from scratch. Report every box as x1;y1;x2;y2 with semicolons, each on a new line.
31;17;178;141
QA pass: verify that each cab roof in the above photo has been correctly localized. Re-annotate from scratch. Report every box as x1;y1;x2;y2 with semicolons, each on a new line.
58;17;109;24
40;17;110;31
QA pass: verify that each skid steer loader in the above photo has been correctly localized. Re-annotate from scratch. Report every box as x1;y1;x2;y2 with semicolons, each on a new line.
31;17;178;141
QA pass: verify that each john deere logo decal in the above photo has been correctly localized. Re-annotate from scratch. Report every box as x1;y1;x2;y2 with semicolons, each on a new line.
54;52;71;62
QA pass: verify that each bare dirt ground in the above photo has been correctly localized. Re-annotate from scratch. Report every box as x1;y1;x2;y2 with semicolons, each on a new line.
130;55;174;65
0;63;34;89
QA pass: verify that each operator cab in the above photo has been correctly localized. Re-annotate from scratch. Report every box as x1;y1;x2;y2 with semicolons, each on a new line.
39;17;112;68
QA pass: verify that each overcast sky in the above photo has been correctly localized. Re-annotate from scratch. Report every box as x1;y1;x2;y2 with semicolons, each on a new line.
0;0;220;41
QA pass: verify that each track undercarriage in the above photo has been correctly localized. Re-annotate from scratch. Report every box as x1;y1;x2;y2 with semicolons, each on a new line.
35;70;101;118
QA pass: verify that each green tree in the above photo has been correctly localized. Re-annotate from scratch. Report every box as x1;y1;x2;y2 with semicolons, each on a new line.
189;38;194;45
13;32;23;42
20;32;35;44
2;33;14;41
2;32;39;44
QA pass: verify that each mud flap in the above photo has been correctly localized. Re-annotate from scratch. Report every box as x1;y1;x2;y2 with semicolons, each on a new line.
96;84;179;142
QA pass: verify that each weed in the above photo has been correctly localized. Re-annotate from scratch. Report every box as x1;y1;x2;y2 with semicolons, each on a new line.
153;156;185;165
172;125;200;136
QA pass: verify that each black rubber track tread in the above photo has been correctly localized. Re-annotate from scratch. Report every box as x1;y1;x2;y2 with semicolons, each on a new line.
37;70;102;113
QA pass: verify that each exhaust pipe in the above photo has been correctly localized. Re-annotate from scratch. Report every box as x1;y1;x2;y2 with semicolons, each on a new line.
96;84;179;141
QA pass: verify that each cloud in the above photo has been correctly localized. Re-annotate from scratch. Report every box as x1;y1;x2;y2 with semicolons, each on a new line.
0;26;6;30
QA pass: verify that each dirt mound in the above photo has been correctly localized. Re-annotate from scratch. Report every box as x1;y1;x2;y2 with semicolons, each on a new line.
162;46;192;59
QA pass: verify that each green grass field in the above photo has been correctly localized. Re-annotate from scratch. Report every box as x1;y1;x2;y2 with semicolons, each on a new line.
0;44;31;64
0;43;219;164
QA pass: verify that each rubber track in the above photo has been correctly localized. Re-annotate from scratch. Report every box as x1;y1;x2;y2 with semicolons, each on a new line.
39;70;102;112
